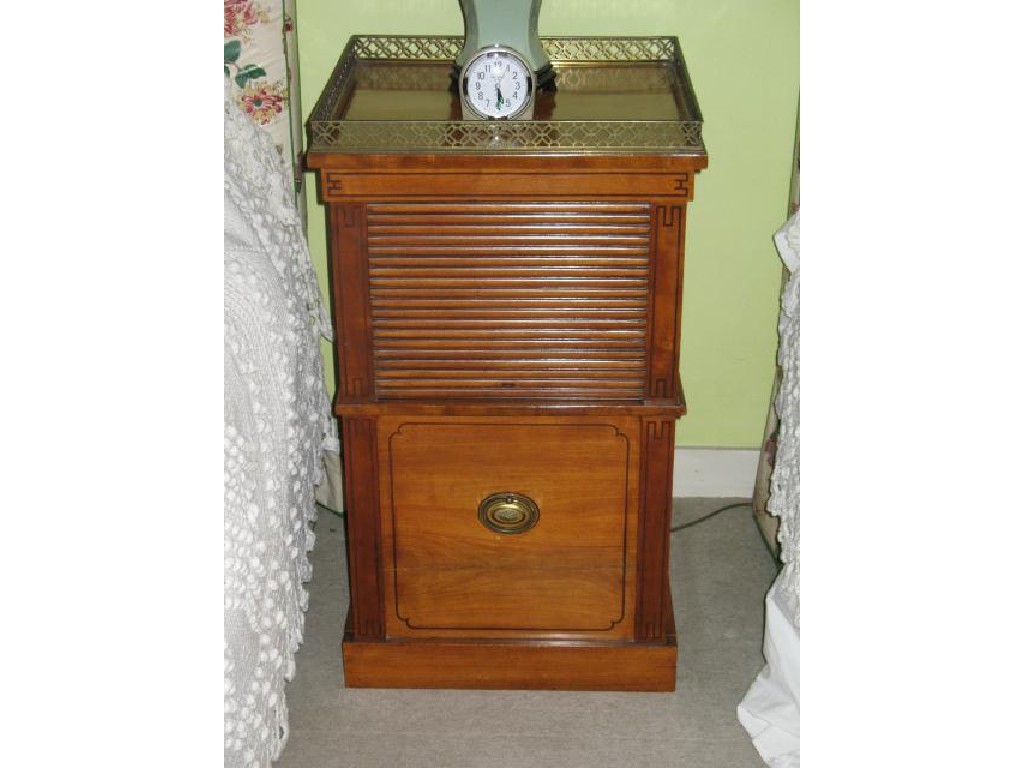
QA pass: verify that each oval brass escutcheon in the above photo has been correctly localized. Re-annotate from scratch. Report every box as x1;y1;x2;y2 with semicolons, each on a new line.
477;492;540;535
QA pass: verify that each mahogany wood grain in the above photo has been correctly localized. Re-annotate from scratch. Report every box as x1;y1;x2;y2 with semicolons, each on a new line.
340;416;385;640
334;392;687;419
323;171;694;201
368;200;651;400
306;151;707;176
377;416;638;641
328;195;700;404
342;597;677;691
310;87;704;689
329;204;374;401
635;417;677;642
647;204;687;400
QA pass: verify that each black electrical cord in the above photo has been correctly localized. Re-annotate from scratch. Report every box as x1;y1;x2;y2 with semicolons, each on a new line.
316;502;345;519
670;501;751;532
319;501;752;529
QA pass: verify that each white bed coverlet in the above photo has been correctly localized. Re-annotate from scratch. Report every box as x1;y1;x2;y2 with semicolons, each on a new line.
223;81;333;768
738;211;800;767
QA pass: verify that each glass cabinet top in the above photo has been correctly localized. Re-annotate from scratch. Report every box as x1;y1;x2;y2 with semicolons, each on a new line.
307;36;705;156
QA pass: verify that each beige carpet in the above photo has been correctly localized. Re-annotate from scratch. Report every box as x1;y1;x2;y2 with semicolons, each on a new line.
275;497;778;768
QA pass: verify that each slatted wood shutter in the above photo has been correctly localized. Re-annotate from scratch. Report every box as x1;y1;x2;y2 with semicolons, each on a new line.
367;201;651;400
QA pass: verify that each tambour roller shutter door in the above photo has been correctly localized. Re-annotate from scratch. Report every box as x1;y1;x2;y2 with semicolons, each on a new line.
367;201;651;400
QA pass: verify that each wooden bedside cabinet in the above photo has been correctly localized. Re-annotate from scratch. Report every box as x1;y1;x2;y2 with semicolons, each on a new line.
306;36;707;691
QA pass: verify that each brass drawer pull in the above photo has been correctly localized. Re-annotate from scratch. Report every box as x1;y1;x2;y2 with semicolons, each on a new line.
478;492;540;535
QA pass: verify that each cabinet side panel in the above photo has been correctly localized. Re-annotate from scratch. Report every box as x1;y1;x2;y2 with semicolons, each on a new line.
342;415;385;639
646;204;686;400
635;417;676;642
329;204;374;401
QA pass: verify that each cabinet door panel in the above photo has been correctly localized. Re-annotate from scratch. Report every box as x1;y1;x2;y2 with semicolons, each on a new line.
368;202;651;401
380;418;639;639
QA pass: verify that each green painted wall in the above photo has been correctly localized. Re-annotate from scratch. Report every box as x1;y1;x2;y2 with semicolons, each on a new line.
296;0;799;448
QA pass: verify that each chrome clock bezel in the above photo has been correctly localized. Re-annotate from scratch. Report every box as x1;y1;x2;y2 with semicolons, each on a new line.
460;45;534;121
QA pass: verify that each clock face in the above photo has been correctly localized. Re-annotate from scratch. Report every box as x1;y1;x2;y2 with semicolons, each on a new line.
461;46;533;120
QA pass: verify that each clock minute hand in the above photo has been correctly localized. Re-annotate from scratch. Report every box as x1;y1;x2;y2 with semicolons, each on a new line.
494;67;510;110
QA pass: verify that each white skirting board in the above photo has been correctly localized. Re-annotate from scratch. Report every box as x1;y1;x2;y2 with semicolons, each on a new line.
674;447;759;498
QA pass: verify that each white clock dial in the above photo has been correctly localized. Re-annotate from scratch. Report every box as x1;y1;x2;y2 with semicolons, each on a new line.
461;46;534;120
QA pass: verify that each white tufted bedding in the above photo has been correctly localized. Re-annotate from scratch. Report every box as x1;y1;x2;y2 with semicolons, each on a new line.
223;81;334;768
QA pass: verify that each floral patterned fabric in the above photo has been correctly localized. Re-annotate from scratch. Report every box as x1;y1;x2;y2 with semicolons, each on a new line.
225;0;305;223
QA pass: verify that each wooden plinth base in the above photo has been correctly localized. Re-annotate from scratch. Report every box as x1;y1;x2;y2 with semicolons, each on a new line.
342;603;677;692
